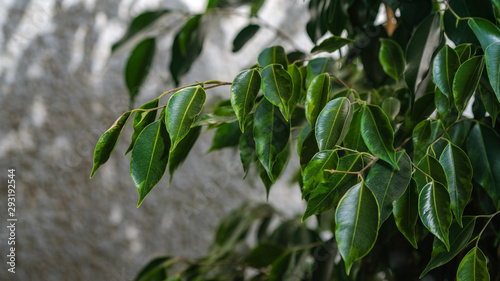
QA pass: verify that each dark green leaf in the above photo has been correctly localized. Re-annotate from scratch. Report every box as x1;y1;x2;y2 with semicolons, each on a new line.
456;247;490;281
306;73;330;127
453;56;485;113
366;151;412;226
245;242;286;268
125;38;156;105
230;69;261;131
299;127;319;168
435;87;458;125
468;17;500;50
311;35;354;54
306;0;327;43
126;99;159;154
302;150;339;199
287;64;303;114
433;45;460;98
232;24;260;52
315;97;352;151
131;120;170;206
343;107;369;153
415;154;448;193
258;46;287;68
209;121;241;151
306;57;335;88
381;97;401;122
335;181;379;275
239;117;257;176
418;181;453;250
455;43;473;63
379;38;405;81
485;41;500;103
361;104;398;169
134;256;171;281
268;250;310;281
165;86;206;150
412;120;445;163
479;77;500;126
261;64;293;120
90;111;131;178
393;179;419;249
169;125;201;180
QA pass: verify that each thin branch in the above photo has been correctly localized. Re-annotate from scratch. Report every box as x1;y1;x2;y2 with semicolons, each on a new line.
412;162;432;179
476;210;500;246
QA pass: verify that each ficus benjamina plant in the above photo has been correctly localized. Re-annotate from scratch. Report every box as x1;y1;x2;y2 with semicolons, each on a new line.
91;0;500;280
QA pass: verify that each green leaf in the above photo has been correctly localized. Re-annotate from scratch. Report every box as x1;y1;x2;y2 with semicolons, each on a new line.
412;120;446;163
239;117;257;176
393;179;419;249
484;42;500;103
457;247;490;281
381;97;401;122
301;150;339;199
379;38;405;81
287;64;303;114
90;111;132;178
439;142;473;226
245;242;286;268
303;153;364;221
134;256;171;281
306;73;330;127
335;181;379;275
261;64;293;120
467;123;500;209
404;12;443;99
361;104;398;169
209;121;241;151
468;17;500;50
418;181;453;250
165;86;206;150
433;45;460;98
479;77;500;126
169;125;201;180
311;35;353;54
315;97;352;151
258;46;288;68
455;43;473;63
230;69;261;132
232;24;260;52
299;127;319;168
366;151;412;227
193;101;237;128
268;250;310;281
126;99;159;154
253;99;290;182
131;120;170;206
125;38;156;105
343;107;369;153
306;57;335;88
453;56;485;113
420;217;476;278
415;154;448;193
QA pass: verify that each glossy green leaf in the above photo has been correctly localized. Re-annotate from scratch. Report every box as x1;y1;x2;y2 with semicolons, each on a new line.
453;56;485;113
306;57;335;88
311;35;353;54
258;46;287;68
412;120;445;163
415;154;448;193
253;99;290;182
418;181;453;250
366;151;412;226
435;87;458;125
439;142;473;226
268;250;310;281
230;69;261;132
131;120;170;206
457;247;490;281
261;64;293;120
165;86;206;150
381;97;401;122
299;127;319;168
315;97;352;151
169;125;201;180
420;217;476;278
393;179;419;249
479;78;500;126
209;121;241;151
404;12;443;99
287;64;302;114
126;99;159;154
467;123;500;209
361;105;398;169
343;107;369;153
468;18;500;50
379;38;405;81
485;42;500;103
134;256;171;281
306;73;330;127
194;101;237;128
232;24;260;52
90;111;131;178
455;43;473;63
433;45;460;98
239;117;257;176
125;38;156;105
335;181;379;275
301;150;339;199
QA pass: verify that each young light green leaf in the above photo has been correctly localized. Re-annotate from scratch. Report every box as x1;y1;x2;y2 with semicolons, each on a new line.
131;120;170;207
381;97;401;122
453;56;485;113
439;142;473;226
169;125;201;180
361;104;398;169
379;38;405;81
485;42;500;103
468;17;500;51
232;24;260;52
420;217;476;278
303;153;364;221
366;151;412;226
261;64;293;121
126;99;159;154
457;247;490;281
253;99;290;182
165;86;206;150
287;64;302;114
258;46;287;68
393;179;419;249
433;45;460;98
335;181;379;275
418;181;453;250
311;35;353;54
343;107;369;153
306;73;330;127
90;111;132;178
125;38;156;105
230;69;261;132
301;150;339;199
315;97;352;151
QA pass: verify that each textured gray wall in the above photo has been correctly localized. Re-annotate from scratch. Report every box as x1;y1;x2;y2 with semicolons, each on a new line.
0;0;309;280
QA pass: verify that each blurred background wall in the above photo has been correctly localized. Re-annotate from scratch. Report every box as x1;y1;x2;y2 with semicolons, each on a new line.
0;0;310;280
